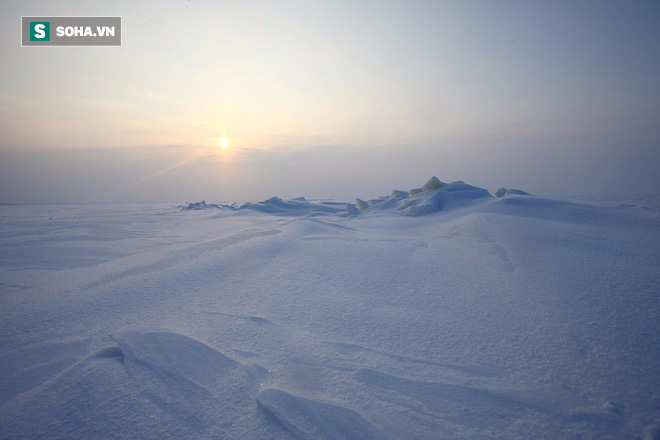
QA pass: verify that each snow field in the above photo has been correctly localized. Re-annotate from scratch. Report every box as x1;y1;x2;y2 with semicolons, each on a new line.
1;181;659;439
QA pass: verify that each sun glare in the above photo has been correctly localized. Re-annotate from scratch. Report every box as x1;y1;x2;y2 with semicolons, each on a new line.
220;137;229;149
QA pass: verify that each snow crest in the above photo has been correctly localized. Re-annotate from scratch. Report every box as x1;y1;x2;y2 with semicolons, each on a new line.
353;178;493;216
256;388;389;440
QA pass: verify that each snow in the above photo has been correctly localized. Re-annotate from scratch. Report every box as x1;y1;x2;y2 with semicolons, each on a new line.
422;176;445;191
495;188;534;198
180;200;222;210
390;190;409;199
256;388;388;440
1;181;659;439
644;422;660;440
239;196;346;215
355;198;369;211
180;197;347;215
353;180;493;217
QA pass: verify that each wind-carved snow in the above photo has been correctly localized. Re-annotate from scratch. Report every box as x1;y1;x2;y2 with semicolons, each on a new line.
351;178;493;217
181;196;346;216
180;200;224;210
181;177;495;218
239;196;346;215
256;388;389;440
0;330;268;438
495;188;533;198
1;180;659;439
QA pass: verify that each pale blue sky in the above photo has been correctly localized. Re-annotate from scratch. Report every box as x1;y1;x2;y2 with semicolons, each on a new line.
1;0;659;202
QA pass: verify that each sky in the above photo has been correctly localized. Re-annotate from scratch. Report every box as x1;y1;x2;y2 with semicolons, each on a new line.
1;0;659;203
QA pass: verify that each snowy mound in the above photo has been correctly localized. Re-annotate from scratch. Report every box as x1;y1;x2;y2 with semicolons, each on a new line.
398;181;492;216
351;178;493;217
256;388;388;440
180;177;534;219
495;188;534;198
180;200;223;210
239;196;346;216
180;200;240;211
180;197;347;216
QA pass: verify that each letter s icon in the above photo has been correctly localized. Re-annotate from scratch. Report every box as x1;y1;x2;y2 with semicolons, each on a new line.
35;24;45;39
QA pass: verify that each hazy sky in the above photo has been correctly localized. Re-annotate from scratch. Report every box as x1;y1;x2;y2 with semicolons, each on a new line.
1;0;659;203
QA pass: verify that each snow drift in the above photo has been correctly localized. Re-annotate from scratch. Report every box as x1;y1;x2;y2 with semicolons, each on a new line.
1;179;659;439
347;177;492;216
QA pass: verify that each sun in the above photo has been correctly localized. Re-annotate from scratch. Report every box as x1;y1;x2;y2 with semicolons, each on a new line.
219;137;229;149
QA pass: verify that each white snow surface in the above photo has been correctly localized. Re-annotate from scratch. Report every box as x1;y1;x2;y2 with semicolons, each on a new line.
495;188;534;198
1;182;659;439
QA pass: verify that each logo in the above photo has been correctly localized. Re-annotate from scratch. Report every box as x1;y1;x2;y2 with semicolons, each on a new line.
30;22;50;41
22;17;121;47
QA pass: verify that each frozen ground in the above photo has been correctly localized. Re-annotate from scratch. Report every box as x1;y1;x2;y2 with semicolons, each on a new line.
1;181;659;439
